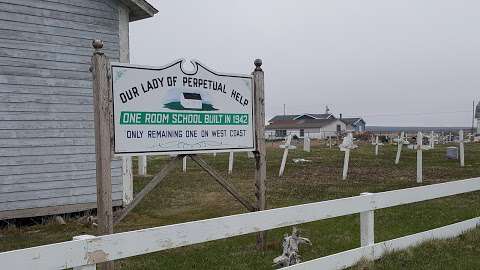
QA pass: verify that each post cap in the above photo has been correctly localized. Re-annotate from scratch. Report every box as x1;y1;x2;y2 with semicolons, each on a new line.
92;39;104;50
254;59;262;70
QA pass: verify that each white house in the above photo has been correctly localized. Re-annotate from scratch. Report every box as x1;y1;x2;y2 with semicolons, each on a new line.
265;113;365;139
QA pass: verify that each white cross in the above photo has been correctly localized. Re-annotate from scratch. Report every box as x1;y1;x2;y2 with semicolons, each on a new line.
303;136;311;152
279;134;297;176
371;135;383;156
228;152;234;174
459;130;465;167
339;133;357;180
414;131;432;183
394;132;409;164
429;131;435;149
182;156;187;172
138;155;147;176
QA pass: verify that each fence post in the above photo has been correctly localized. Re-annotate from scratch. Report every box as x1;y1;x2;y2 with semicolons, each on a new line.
73;235;97;270
360;192;374;259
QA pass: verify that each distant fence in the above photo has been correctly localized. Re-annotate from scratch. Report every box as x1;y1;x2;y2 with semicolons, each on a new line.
0;178;479;270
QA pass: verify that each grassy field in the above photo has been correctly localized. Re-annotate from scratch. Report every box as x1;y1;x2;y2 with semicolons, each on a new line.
1;140;480;269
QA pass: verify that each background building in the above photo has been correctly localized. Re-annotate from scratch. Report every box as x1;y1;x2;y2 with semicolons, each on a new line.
265;113;365;139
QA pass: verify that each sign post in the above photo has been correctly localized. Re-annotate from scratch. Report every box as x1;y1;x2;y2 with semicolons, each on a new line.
90;40;114;270
252;59;267;250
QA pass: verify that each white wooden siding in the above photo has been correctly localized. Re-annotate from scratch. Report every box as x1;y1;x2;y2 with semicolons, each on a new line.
0;0;124;218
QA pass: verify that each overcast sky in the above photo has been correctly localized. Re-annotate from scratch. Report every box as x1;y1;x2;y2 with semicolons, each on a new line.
129;0;480;127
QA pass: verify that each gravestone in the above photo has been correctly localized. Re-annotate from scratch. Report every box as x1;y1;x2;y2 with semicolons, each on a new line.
446;147;458;160
279;135;297;176
303;136;311;152
339;133;358;180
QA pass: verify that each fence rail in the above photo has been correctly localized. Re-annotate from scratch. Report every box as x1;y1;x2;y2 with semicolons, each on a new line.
1;177;480;270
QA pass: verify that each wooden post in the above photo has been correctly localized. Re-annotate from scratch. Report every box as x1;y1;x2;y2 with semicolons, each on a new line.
138;155;147;176
459;130;465;167
253;59;267;250
417;131;423;183
90;39;114;270
228;152;234;174
73;235;97;270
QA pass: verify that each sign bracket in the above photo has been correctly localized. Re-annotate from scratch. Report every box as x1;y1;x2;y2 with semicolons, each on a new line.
114;154;256;224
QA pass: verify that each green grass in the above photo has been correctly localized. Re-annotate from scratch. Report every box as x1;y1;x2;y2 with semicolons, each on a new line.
1;141;480;269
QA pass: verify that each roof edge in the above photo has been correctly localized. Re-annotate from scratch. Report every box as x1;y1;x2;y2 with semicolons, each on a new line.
121;0;158;22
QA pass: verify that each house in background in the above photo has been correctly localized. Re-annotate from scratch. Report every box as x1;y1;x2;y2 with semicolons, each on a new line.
0;0;157;220
341;117;366;132
265;113;366;139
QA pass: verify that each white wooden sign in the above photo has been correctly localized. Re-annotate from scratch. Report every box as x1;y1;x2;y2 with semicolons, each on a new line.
111;60;255;155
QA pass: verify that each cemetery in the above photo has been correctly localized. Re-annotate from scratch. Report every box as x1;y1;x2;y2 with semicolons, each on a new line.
1;135;480;269
1;1;480;269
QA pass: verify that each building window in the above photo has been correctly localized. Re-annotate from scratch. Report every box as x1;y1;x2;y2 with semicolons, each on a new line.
300;129;304;137
275;130;287;137
336;125;341;133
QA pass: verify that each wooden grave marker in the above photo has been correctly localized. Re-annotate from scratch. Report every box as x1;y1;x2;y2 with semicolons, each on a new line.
394;131;409;164
303;136;311;152
459;130;465;167
339;133;358;180
279;134;296;176
411;131;432;183
371;135;383;156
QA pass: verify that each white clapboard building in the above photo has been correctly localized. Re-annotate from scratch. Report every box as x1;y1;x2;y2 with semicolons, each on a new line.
0;0;157;220
265;113;366;139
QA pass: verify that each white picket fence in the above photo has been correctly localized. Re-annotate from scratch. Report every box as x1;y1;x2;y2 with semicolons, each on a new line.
1;178;480;270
